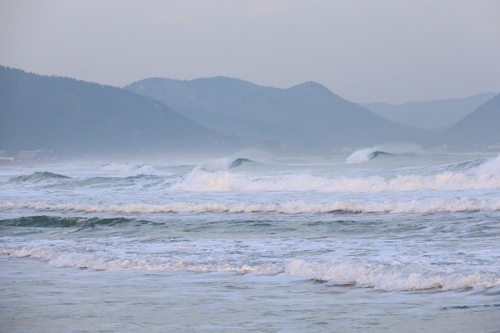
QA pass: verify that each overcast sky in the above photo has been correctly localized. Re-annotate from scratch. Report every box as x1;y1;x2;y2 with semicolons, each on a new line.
1;0;499;104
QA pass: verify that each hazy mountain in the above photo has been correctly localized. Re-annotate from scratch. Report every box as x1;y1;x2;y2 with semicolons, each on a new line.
0;66;231;157
440;93;500;148
125;77;424;149
361;92;496;131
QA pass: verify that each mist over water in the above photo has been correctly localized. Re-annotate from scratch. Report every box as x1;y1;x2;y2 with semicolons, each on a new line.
2;2;500;330
1;152;499;331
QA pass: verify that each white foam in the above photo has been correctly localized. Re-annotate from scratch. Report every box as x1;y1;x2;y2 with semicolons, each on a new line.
472;154;500;175
1;245;497;291
171;168;500;192
283;259;499;291
2;197;500;214
0;245;281;275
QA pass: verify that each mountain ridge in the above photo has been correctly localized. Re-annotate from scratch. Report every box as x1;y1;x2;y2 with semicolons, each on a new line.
361;92;496;131
125;76;425;149
440;93;500;148
0;66;232;157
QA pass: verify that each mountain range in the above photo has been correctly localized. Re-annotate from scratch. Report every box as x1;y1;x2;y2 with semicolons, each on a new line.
441;93;500;148
361;92;496;131
1;65;499;157
125;77;423;150
0;66;232;157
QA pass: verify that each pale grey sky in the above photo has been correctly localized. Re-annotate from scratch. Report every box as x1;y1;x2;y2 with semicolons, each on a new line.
1;0;499;103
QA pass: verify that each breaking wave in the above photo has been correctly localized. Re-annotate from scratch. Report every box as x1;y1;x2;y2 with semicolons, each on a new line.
346;143;423;164
285;259;499;291
197;157;257;172
1;245;497;291
2;197;500;214
346;149;393;164
229;158;255;169
444;158;489;172
474;154;500;174
173;154;500;192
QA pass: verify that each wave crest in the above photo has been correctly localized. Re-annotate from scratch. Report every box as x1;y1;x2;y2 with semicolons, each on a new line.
196;157;256;172
346;143;423;164
285;259;499;291
2;197;500;214
1;246;497;291
171;155;500;192
8;172;70;183
171;170;500;193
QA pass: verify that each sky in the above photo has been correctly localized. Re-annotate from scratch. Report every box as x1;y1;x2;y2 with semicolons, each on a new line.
1;0;499;104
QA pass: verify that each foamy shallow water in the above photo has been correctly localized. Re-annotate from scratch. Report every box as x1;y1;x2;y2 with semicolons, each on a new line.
2;256;499;333
1;153;500;331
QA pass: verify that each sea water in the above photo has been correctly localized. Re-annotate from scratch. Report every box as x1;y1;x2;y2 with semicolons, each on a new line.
1;152;499;332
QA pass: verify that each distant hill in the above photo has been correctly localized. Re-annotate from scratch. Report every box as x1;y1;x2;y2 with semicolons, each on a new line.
125;77;424;149
361;92;496;131
0;66;231;157
440;93;500;148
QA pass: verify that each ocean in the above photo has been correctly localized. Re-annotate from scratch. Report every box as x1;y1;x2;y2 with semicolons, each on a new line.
1;151;499;332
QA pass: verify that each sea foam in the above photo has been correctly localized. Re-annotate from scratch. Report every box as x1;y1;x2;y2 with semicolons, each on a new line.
1;245;497;291
2;197;500;214
284;259;499;291
171;154;500;192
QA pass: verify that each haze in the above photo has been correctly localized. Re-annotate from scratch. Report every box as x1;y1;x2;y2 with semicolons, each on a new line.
1;0;499;104
2;2;500;332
